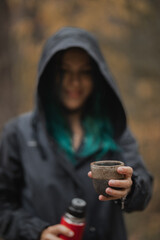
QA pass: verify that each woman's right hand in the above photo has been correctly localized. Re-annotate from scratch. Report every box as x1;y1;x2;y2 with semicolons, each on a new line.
40;224;74;240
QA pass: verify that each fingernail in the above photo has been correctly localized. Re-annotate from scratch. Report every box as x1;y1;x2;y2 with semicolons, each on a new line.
106;187;110;193
106;188;112;194
68;231;74;237
109;180;115;185
99;195;103;201
118;167;123;172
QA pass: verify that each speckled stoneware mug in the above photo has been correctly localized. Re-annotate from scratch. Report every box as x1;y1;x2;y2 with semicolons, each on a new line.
90;160;125;197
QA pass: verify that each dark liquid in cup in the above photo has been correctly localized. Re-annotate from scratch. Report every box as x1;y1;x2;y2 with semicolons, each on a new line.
94;162;121;167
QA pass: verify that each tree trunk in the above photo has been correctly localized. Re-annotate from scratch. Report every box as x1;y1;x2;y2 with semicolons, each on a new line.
0;0;16;130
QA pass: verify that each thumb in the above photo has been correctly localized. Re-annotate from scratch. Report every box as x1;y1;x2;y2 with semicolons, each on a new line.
50;224;74;237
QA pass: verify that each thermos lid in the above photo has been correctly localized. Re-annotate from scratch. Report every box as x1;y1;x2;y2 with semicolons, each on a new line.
68;198;87;218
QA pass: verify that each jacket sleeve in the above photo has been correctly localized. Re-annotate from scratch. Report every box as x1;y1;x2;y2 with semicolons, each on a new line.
0;121;49;240
116;127;153;212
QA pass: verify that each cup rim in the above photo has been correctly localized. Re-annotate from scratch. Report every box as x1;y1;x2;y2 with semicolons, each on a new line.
90;160;124;168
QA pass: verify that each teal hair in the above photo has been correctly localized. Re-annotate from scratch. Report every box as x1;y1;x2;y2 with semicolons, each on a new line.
41;51;120;165
44;89;119;165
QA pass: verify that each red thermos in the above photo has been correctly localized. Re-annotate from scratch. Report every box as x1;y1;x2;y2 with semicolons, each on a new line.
59;198;87;240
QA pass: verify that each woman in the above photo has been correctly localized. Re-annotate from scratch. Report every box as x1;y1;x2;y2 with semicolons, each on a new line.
0;27;153;240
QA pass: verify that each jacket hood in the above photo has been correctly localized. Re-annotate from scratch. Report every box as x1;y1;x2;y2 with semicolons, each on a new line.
36;27;127;138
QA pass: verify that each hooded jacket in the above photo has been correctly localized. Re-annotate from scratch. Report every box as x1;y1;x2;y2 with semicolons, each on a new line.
0;27;153;240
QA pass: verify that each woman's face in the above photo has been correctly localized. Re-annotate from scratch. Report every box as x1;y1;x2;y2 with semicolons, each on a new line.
56;48;93;111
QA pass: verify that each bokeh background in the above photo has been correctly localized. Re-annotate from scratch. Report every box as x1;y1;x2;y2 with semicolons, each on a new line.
0;0;160;239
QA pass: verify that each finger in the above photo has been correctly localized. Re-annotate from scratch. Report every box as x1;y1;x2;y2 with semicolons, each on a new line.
41;232;60;240
108;178;133;189
88;171;92;178
117;166;133;177
98;194;117;201
99;194;109;201
48;225;74;238
105;187;128;199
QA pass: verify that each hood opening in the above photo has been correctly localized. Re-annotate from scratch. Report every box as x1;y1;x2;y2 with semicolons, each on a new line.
38;45;126;139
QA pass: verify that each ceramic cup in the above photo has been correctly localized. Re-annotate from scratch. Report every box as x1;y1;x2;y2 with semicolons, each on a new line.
90;160;124;197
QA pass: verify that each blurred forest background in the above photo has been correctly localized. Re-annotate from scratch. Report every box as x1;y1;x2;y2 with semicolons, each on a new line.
0;0;160;239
